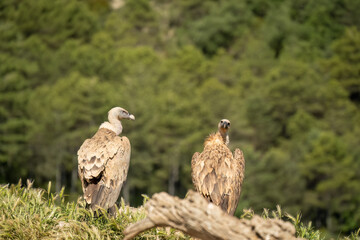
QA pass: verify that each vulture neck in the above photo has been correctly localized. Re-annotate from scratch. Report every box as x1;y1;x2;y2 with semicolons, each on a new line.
99;114;123;135
218;129;229;146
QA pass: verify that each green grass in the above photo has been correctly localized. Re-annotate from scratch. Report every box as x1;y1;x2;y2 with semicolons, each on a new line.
262;206;324;240
0;180;188;240
0;181;358;240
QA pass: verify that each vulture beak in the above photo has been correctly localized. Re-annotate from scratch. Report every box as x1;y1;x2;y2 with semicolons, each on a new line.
128;114;135;120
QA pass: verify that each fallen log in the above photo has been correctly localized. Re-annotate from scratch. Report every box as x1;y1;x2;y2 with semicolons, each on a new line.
123;190;303;240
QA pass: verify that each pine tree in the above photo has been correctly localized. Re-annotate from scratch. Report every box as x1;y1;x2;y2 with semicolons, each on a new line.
325;27;360;104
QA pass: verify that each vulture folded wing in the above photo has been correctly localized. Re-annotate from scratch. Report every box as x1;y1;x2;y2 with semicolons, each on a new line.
92;136;131;210
77;128;130;208
78;131;118;180
192;143;244;215
225;148;245;215
191;150;216;203
234;148;245;182
191;152;200;189
210;145;239;214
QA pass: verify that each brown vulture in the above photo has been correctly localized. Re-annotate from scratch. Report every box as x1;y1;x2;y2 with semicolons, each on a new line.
77;107;135;215
191;119;245;215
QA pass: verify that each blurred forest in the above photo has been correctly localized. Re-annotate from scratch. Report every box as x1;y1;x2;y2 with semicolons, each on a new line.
0;0;359;236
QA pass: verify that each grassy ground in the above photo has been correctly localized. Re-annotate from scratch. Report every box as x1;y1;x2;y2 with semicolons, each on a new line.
0;181;358;240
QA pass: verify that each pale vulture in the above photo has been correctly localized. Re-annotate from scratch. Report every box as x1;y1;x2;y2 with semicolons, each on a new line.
191;119;245;215
78;107;135;215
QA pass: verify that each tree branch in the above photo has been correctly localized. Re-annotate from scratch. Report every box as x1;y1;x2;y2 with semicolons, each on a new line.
124;190;303;240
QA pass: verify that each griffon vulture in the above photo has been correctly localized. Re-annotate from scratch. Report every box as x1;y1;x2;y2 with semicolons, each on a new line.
78;107;135;215
191;119;245;215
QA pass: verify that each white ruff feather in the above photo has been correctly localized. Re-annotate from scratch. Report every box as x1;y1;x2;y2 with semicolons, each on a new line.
99;122;122;135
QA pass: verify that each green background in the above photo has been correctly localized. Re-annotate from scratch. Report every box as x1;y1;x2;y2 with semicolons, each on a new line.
1;0;359;236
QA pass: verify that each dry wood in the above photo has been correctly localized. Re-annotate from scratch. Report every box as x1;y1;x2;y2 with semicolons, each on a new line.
123;190;303;240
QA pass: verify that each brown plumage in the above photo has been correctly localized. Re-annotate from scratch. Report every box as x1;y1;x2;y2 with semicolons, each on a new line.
191;119;245;215
78;107;135;215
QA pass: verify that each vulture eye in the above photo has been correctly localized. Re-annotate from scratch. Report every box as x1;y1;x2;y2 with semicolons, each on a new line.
228;122;230;126
220;120;223;124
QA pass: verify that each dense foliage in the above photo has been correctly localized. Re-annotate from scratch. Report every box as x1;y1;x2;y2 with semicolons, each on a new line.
0;0;359;237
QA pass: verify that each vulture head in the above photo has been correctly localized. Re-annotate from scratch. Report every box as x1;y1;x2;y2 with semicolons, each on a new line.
218;119;230;131
101;107;135;135
218;119;230;145
109;107;135;121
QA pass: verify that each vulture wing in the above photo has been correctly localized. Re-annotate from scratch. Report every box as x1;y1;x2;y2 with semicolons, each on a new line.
229;148;245;215
78;128;131;210
191;142;245;215
191;152;200;187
